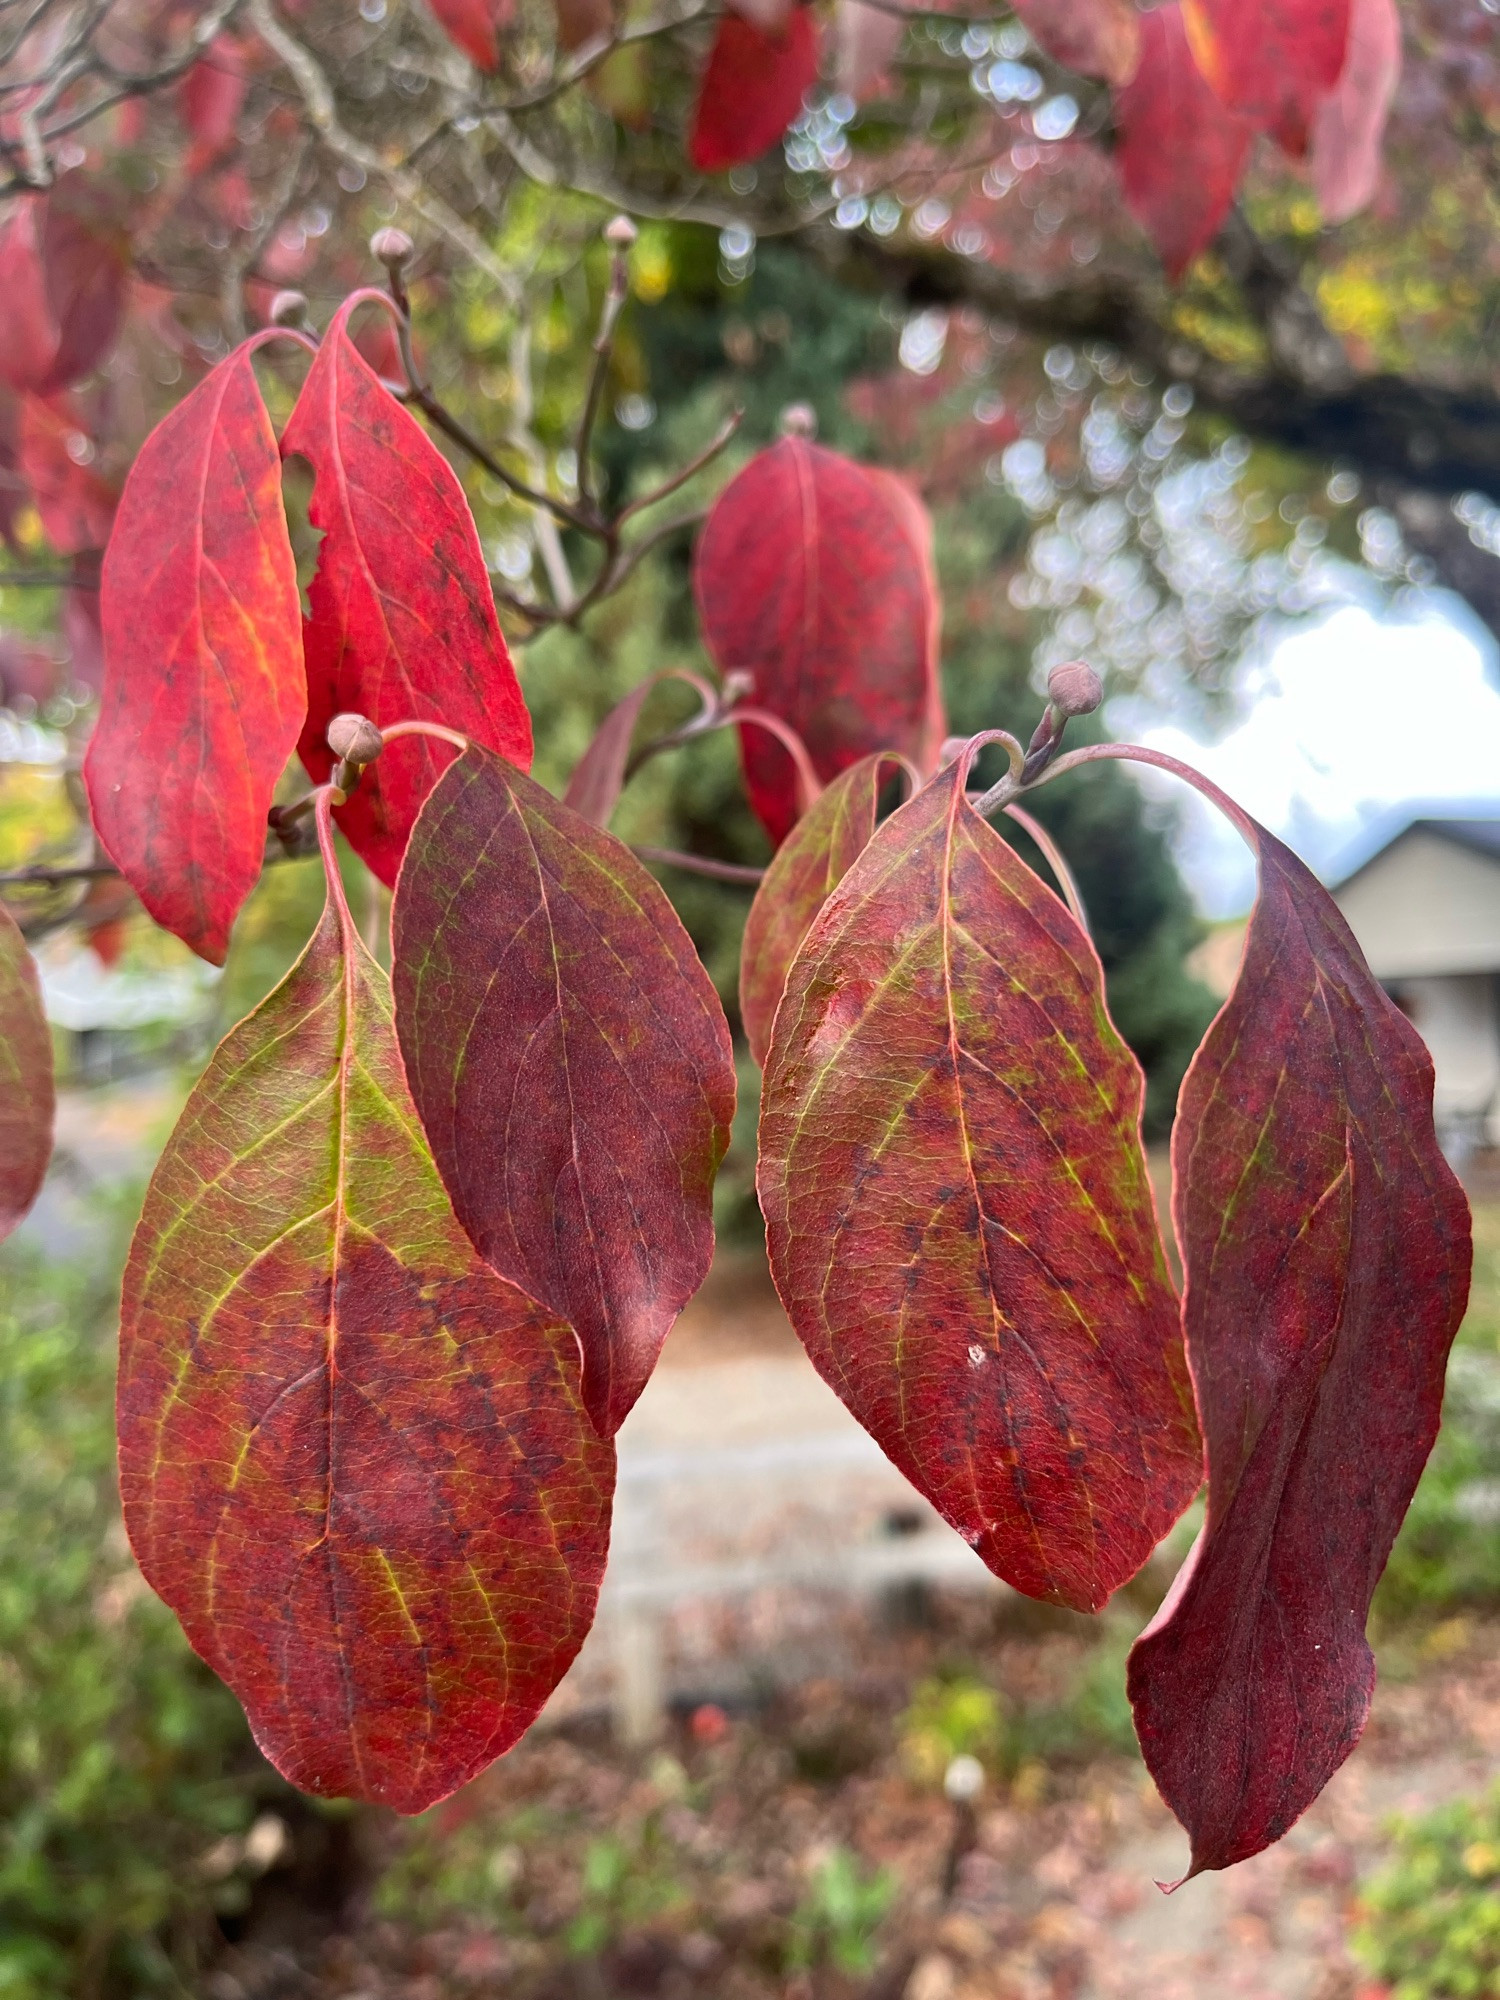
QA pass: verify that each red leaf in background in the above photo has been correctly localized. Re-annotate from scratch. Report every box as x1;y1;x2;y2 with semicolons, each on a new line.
554;0;613;47
562;668;717;826
38;173;130;391
1124;765;1471;1877
0;902;53;1243
1183;0;1351;142
1112;4;1255;280
18;396;117;554
118;835;613;1812
0;204;56;394
688;8;821;172
757;752;1201;1611
85;915;130;966
178;36;249;157
392;745;737;1438
283;299;532;885
1310;0;1401;223
0;385;24;549
1014;0;1141;85
427;0;513;71
85;342;305;963
739;751;891;1067
695;437;944;845
834;0;903;100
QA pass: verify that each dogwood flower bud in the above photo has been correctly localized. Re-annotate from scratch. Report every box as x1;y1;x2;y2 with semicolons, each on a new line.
1046;661;1104;717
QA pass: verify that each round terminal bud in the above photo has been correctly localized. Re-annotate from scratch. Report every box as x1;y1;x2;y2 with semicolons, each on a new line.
1046;660;1104;717
943;1754;985;1804
326;712;385;765
268;289;308;327
370;226;414;267
603;214;639;249
778;402;817;439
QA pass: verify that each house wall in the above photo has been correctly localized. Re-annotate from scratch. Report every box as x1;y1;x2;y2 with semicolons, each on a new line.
1395;975;1500;1147
1334;830;1500;979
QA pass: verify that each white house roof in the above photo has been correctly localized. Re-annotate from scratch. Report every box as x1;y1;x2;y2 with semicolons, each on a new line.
1329;802;1500;890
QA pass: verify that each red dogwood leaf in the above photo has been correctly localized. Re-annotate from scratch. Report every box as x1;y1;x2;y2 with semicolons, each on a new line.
562;668;718;827
1183;0;1350;145
85;341;305;963
688;8;821;173
179;38;250;155
1015;0;1141;86
694;438;944;845
282;298;532;884
18;396;116;554
757;750;1201;1611
0;205;57;396
1115;751;1472;1877
0;903;53;1242
428;0;513;71
740;751;894;1067
38;174;130;391
118;813;613;1814
1113;4;1255;280
392;745;737;1438
1310;0;1401;223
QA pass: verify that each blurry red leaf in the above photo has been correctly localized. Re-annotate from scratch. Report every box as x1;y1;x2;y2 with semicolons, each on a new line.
428;0;513;71
86;915;130;966
1123;757;1470;1877
1113;4;1255;280
834;0;903;100
18;396;117;554
1310;0;1401;222
178;36;250;155
392;745;737;1438
85;341;305;963
562;668;717;826
694;438;944;845
757;750;1201;1610
1183;0;1350;139
1014;0;1141;85
688;8;821;172
283;299;532;885
740;751;893;1068
0;902;53;1242
118;830;613;1812
38;173;130;391
0;204;56;395
555;0;613;47
0;384;25;549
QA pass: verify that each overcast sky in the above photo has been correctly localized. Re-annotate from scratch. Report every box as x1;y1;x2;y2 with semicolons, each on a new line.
1112;593;1500;918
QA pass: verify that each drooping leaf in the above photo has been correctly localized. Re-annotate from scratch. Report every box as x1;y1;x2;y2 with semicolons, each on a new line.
740;751;890;1068
1112;4;1255;281
392;745;737;1439
178;37;251;155
38;173;130;388
757;754;1201;1611
687;8;822;173
427;0;513;71
1014;0;1141;86
282;299;532;885
0;902;53;1242
694;438;944;845
1310;0;1401;223
1182;0;1351;145
0;204;57;396
85;342;305;964
833;0;903;101
18;395;116;554
562;668;716;827
1124;766;1471;1878
117;851;613;1815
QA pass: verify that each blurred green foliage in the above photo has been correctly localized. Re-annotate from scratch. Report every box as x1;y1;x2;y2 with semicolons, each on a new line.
784;1848;897;1979
1354;1783;1500;1999
0;1195;264;1999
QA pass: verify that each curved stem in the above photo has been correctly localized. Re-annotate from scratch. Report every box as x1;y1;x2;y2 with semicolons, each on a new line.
730;706;823;815
313;786;358;953
956;729;1027;816
633;845;764;885
1002;803;1089;933
1035;742;1258;845
378;717;472;753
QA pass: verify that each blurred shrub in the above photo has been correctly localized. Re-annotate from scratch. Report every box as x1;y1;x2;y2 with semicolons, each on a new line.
0;1197;264;1998
899;1672;1007;1789
1353;1783;1500;1999
785;1847;896;1978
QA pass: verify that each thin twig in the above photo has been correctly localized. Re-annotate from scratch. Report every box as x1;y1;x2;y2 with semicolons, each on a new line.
617;411;741;525
633;845;764;885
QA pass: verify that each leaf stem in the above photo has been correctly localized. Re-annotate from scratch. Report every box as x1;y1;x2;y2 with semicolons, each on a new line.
633;845;764;885
378;718;472;753
1001;803;1088;932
